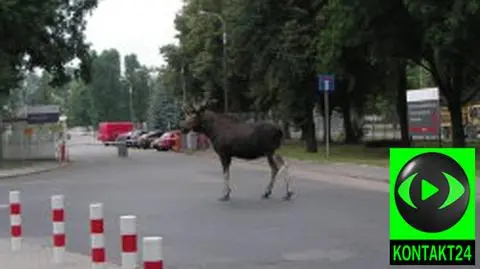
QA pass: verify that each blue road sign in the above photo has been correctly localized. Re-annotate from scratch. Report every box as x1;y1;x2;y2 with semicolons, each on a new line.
318;74;335;92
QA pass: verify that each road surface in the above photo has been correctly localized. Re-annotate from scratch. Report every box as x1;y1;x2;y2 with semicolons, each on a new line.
0;140;477;268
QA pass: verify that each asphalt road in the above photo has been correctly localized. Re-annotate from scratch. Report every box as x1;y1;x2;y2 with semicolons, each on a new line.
0;139;478;268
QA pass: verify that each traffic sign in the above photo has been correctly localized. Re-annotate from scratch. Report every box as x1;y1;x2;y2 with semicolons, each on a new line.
317;73;335;159
318;74;335;92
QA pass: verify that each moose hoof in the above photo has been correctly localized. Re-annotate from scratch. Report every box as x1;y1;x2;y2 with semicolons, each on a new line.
218;194;230;201
262;190;272;199
283;191;294;201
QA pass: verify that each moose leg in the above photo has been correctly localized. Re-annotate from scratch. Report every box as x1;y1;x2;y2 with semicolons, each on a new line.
274;154;294;200
262;154;279;199
219;156;232;201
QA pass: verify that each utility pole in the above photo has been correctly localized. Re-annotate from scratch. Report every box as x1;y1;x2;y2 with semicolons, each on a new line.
199;9;228;113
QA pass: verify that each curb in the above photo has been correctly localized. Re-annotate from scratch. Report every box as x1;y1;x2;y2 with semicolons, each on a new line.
0;161;73;180
184;150;390;182
185;150;480;197
183;150;479;183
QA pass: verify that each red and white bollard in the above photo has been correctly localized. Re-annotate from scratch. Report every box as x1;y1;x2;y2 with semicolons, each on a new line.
120;215;137;269
90;203;105;269
9;190;21;251
51;195;66;263
142;236;163;269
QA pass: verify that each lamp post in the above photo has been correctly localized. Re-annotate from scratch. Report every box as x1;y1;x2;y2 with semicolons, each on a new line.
129;85;134;122
128;67;143;125
181;65;187;105
198;9;228;113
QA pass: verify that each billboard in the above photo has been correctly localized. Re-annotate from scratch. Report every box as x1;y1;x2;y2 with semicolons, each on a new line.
407;88;441;139
26;105;60;124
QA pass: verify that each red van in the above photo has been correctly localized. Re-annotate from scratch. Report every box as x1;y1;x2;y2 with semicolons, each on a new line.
97;121;134;145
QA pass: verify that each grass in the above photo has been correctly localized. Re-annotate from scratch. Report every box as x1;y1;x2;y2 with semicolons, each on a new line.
278;139;480;171
278;142;390;167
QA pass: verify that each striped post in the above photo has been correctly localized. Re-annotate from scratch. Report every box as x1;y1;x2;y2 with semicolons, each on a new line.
120;215;137;269
9;190;21;251
90;203;105;269
142;237;163;269
51;195;66;263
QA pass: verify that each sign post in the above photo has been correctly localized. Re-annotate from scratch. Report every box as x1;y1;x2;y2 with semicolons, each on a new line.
318;74;335;159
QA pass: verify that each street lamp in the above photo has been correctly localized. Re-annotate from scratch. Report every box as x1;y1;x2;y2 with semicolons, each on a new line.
198;9;228;113
128;67;143;125
181;64;187;105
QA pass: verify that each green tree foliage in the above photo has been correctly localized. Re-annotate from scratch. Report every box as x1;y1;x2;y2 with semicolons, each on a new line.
8;0;478;150
147;77;182;131
0;0;98;101
66;80;93;127
88;49;128;126
158;0;480;149
124;54;152;123
406;0;480;146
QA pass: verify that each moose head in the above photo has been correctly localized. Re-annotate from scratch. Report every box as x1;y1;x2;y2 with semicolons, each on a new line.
180;93;217;134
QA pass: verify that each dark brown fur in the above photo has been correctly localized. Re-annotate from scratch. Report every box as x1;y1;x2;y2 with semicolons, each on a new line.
181;103;294;201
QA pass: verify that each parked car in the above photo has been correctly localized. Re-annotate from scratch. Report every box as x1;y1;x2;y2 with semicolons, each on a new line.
127;130;148;147
97;121;134;146
151;130;181;151
136;130;164;149
115;131;131;143
115;130;147;147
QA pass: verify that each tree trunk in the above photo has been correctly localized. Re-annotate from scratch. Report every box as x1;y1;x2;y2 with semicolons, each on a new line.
304;76;317;152
448;89;466;147
282;121;291;139
328;108;333;143
300;124;306;140
394;60;410;146
341;102;356;143
341;75;358;144
305;107;317;152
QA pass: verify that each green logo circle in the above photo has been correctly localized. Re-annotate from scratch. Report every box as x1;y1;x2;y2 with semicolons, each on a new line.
394;152;469;233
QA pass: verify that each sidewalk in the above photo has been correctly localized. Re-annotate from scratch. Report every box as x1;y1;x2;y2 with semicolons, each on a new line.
190;149;389;182
189;149;480;192
0;237;120;269
0;161;70;179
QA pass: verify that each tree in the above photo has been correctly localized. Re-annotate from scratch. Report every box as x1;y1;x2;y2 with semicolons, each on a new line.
406;0;480;147
159;0;480;151
147;77;182;130
88;49;128;126
66;80;93;127
124;54;152;123
0;0;98;101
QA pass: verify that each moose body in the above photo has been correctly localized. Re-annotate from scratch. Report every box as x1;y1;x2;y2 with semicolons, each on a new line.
182;100;293;201
212;119;283;160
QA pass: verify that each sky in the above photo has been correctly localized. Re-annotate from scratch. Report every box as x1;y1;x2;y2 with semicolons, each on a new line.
84;0;184;70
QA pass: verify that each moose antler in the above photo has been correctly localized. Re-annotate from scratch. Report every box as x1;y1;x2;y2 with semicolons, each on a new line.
182;103;192;114
185;91;218;113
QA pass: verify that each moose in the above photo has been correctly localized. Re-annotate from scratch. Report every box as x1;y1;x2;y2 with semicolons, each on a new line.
180;96;294;201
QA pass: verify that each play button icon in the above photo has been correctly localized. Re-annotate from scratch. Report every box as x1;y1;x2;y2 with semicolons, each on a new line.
394;152;470;232
421;179;439;201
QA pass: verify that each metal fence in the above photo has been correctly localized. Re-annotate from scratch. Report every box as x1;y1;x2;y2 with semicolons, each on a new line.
1;121;61;161
227;111;408;142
